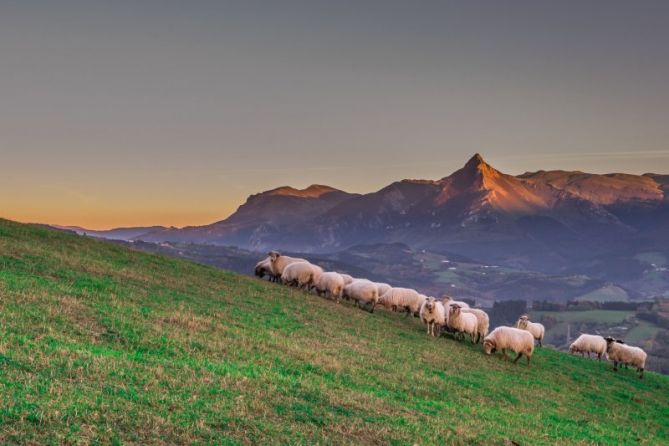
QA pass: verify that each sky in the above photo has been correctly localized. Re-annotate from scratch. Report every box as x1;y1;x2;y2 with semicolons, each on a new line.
1;1;668;229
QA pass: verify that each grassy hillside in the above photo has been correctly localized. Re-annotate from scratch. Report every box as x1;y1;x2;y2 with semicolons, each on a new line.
0;219;668;445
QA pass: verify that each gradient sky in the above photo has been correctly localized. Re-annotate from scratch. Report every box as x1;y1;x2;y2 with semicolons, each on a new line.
1;1;668;229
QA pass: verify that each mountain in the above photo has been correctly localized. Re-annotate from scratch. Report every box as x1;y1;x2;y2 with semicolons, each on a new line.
136;184;357;249
1;218;667;443
68;154;669;290
53;225;167;241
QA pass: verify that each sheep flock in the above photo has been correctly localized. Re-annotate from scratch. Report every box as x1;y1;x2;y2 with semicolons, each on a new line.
255;251;648;379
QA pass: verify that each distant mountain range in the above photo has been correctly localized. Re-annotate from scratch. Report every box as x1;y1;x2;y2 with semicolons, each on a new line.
56;154;669;299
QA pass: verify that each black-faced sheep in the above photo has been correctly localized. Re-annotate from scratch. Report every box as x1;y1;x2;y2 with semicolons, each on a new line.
254;257;279;282
605;337;647;379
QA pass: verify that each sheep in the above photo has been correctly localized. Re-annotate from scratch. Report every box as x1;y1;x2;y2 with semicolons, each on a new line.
375;282;392;296
605;337;647;379
314;271;345;303
447;304;479;343
378;288;425;317
516;315;545;347
267;251;308;277
441;295;470;309
483;326;535;365
569;334;608;361
254;257;279;282
281;262;321;291
419;297;446;337
342;279;379;313
340;273;354;286
462;308;489;343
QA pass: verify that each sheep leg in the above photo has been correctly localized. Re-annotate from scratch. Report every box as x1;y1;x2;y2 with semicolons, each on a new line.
526;354;531;365
501;349;508;361
513;352;523;364
538;338;542;347
613;361;618;372
639;368;644;379
597;353;602;361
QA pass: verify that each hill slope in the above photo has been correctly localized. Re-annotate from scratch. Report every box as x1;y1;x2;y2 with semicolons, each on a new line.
0;219;667;444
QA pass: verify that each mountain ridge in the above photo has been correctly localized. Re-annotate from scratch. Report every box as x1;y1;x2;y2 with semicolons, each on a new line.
54;154;669;277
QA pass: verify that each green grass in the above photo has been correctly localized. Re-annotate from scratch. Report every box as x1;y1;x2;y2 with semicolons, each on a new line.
625;321;661;345
1;219;668;445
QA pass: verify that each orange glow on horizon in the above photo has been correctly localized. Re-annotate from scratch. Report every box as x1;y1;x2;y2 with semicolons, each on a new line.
1;208;233;231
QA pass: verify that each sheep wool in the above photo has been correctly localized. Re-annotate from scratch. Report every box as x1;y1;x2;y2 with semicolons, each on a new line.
516;315;545;347
569;334;608;361
462;308;489;343
343;279;379;312
419;297;446;337
267;251;308;277
281;262;320;290
483;326;535;365
447;304;479;343
378;288;425;317
314;272;345;303
605;337;647;379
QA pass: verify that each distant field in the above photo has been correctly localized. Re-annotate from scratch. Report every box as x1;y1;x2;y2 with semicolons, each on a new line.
1;219;668;445
626;321;661;345
533;310;630;324
575;285;630;302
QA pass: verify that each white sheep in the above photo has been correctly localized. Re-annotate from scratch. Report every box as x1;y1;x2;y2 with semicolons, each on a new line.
516;315;545;347
314;271;345;303
605;337;647;379
378;288;425;317
447;304;479;343
340;273;354;286
343;279;379;312
462;308;489;343
441;295;470;309
375;282;392;296
267;251;308;277
419;297;446;337
569;334;608;361
281;262;321;290
483;326;535;365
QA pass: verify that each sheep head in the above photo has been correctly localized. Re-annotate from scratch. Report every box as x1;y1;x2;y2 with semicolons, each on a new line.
604;337;617;352
268;251;281;261
483;339;496;354
517;316;529;329
449;303;461;317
